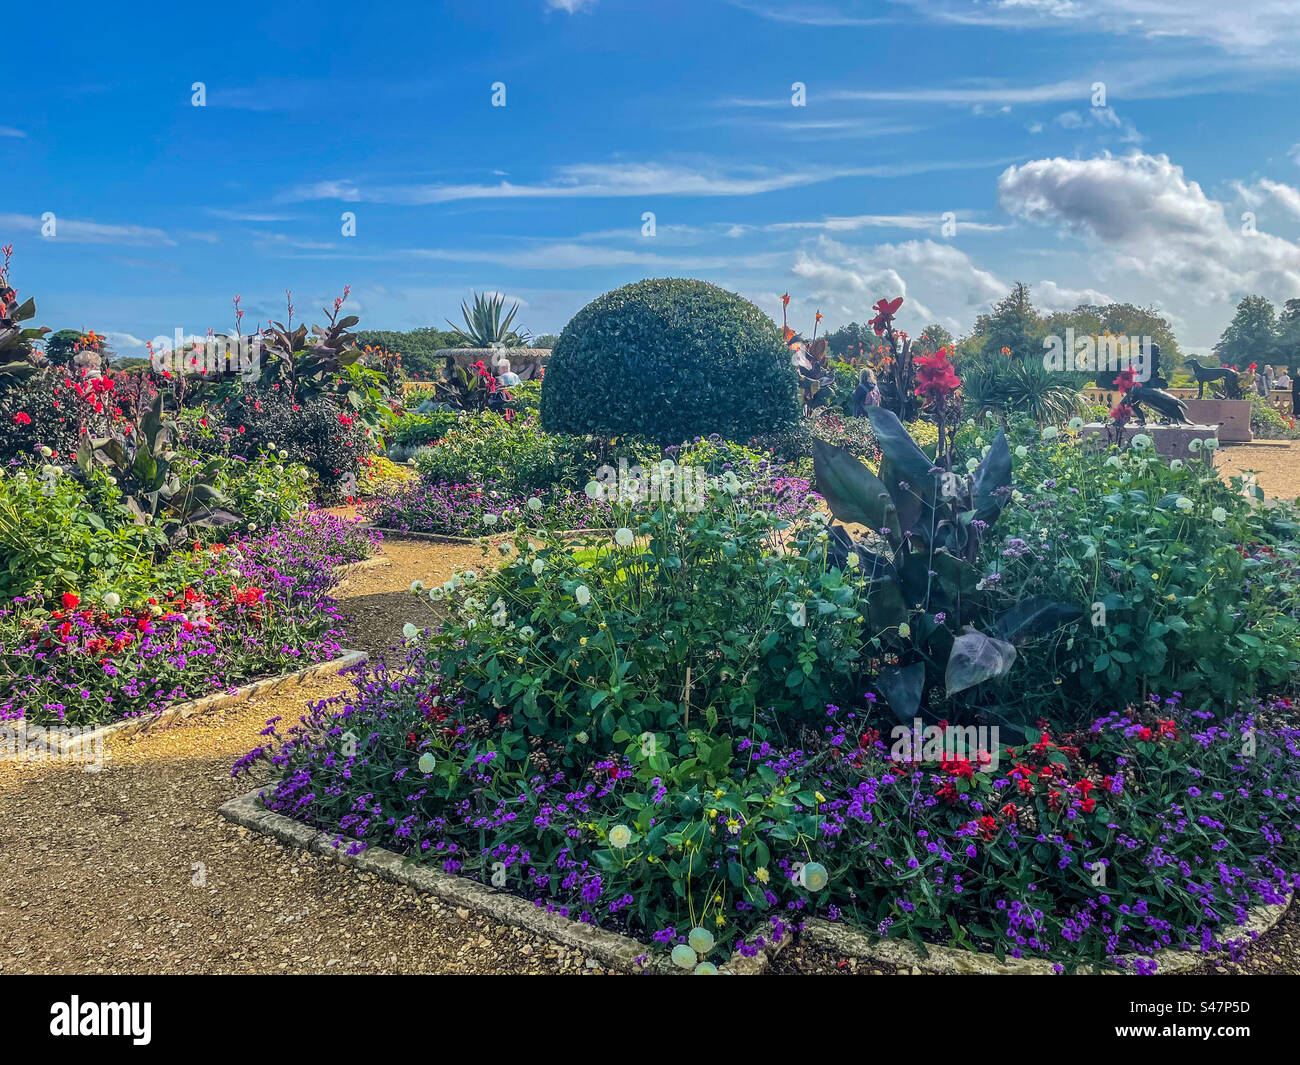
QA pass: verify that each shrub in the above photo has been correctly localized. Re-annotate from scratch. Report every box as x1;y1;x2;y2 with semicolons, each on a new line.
540;278;799;446
207;390;371;500
970;417;1300;720
364;480;611;537
412;412;659;497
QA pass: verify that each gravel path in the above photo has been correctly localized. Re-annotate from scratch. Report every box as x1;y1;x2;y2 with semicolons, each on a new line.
0;538;605;975
3;532;1296;975
1217;440;1300;502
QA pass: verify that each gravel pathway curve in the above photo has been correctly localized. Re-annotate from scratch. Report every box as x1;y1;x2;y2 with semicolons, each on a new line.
3;532;1296;975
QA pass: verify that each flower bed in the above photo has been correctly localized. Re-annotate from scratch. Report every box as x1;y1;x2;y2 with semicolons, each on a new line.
2;510;379;728
363;480;611;538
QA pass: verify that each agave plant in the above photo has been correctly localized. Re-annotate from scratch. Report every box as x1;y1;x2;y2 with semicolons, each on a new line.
448;291;530;348
814;405;1081;727
75;393;239;540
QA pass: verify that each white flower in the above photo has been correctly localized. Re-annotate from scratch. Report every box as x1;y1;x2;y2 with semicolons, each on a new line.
966;457;979;473
1011;490;1024;504
442;580;456;594
898;622;911;639
575;584;591;606
614;527;634;547
1130;434;1153;450
279;449;289;461
1212;506;1228;523
519;625;535;639
483;512;499;527
526;496;542;511
608;824;632;849
102;592;120;611
1174;496;1194;511
229;567;241;578
1188;439;1203;453
845;551;860;568
462;570;478;584
1169;459;1183;471
38;446;52;458
975;436;984;448
1068;417;1084;431
1014;445;1029;459
1204;438;1219;450
266;442;277;451
409;580;424;593
584;480;604;500
575;730;589;744
402;622;420;640
531;559;545;576
417;753;437;774
1105;456;1122;468
1041;426;1059;440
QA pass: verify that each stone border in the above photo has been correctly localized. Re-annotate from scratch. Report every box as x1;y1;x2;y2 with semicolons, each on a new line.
17;650;368;756
220;783;786;975
803;892;1292;975
333;555;391;580
367;527;615;545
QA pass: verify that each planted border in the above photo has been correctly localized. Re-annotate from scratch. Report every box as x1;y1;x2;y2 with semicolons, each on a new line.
16;649;368;755
220;782;786;975
802;898;1292;975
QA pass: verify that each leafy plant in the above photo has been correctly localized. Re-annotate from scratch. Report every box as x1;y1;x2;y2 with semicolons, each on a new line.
813;405;1079;728
75;393;239;541
448;291;530;348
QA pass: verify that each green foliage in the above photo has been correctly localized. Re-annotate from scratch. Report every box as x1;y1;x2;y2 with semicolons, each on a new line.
969;416;1300;719
813;405;1045;727
448;291;530;348
540;278;799;446
0;463;169;599
412;411;658;496
354;328;467;379
75;393;239;541
1217;294;1279;368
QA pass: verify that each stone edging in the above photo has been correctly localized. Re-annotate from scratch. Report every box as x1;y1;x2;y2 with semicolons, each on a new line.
17;650;368;755
367;527;616;545
803;892;1292;975
220;783;786;975
332;555;391;580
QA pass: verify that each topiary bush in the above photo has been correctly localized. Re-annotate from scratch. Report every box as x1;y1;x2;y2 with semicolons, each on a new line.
540;278;798;446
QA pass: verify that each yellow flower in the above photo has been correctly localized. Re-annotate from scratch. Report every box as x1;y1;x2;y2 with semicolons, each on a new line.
715;915;726;927
815;791;826;804
580;637;588;646
755;867;770;883
714;788;724;799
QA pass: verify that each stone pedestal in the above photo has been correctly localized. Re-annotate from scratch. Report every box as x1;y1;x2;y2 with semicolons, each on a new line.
1078;423;1220;462
1175;399;1251;442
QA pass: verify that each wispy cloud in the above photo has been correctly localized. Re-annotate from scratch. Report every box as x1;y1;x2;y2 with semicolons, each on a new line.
284;158;1023;206
0;127;25;138
0;213;175;247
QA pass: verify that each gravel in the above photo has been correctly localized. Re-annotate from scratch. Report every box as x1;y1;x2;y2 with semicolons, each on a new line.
4;532;1296;975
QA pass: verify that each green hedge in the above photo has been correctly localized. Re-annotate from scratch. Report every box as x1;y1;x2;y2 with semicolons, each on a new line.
540;278;799;445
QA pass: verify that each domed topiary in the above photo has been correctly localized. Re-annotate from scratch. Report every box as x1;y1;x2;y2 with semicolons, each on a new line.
540;278;799;445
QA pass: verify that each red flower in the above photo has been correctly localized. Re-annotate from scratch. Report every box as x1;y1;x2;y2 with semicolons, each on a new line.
868;296;904;335
61;592;80;610
13;412;31;425
1109;403;1133;426
1113;366;1138;393
913;347;961;403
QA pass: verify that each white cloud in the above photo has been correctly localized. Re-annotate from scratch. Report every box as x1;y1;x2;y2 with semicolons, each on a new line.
283;158;1019;205
997;151;1300;305
1234;178;1300;219
788;236;1008;331
0;213;176;247
0;127;24;138
545;0;597;10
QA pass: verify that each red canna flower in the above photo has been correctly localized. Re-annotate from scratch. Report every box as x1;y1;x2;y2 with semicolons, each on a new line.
61;592;80;610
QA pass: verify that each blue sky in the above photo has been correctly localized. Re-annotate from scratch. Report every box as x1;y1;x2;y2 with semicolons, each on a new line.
6;0;1300;356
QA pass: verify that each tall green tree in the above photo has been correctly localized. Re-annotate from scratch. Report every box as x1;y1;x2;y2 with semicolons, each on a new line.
1217;294;1278;368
